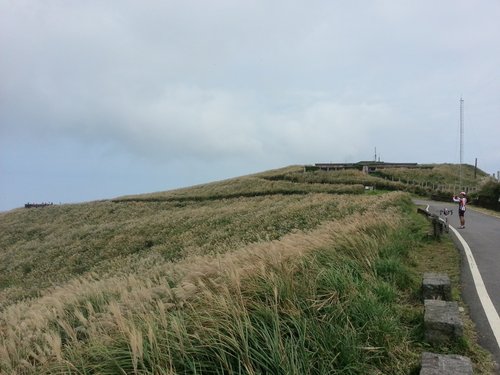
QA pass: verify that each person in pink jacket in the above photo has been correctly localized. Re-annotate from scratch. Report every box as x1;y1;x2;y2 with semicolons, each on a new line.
453;192;467;228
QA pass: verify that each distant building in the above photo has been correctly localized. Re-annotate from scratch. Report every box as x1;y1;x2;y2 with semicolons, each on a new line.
310;161;423;174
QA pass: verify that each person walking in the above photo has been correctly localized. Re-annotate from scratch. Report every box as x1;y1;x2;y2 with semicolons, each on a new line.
452;192;467;228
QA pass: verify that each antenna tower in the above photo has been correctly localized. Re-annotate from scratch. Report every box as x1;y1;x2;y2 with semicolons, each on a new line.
459;97;464;189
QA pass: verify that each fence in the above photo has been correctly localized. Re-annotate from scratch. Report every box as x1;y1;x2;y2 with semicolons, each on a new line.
24;202;54;208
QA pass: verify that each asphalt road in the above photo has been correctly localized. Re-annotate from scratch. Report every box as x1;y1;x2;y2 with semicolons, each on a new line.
416;199;500;370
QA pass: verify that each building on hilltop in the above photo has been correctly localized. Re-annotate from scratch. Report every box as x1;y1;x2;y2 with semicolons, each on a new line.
310;161;424;174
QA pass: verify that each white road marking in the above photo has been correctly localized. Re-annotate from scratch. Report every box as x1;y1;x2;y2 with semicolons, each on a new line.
449;225;500;350
424;202;500;349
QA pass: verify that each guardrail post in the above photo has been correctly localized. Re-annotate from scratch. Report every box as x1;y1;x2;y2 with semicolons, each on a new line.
417;209;447;239
431;216;442;239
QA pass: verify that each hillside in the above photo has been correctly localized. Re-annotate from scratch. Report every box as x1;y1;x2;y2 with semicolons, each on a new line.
0;164;493;374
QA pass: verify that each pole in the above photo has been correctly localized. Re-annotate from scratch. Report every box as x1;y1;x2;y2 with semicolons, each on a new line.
459;97;464;190
474;158;477;179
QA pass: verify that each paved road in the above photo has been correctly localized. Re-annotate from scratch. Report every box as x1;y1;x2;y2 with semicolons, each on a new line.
417;199;500;370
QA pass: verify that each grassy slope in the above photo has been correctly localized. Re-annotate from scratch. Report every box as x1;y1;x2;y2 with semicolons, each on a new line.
0;164;494;374
375;163;488;187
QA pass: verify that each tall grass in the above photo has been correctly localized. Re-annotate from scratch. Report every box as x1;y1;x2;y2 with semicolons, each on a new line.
114;176;364;203
0;192;426;374
1;165;491;374
373;163;488;189
258;164;491;197
0;193;367;306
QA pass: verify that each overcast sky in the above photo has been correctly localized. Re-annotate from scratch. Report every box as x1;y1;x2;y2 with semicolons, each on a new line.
1;1;499;211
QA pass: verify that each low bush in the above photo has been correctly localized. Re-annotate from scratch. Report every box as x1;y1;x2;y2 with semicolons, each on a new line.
475;181;500;211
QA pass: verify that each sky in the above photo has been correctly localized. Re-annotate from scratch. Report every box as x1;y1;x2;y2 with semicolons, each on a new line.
1;0;499;211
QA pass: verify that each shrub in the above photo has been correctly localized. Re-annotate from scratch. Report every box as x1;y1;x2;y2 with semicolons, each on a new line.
475;181;500;211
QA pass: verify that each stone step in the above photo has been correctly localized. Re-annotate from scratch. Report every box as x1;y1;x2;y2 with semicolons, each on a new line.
424;299;463;344
420;352;473;374
422;273;452;301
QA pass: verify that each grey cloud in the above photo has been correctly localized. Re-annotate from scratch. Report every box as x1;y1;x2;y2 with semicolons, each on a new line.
1;0;500;211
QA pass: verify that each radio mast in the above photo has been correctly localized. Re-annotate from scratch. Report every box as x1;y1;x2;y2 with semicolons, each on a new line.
459;97;464;190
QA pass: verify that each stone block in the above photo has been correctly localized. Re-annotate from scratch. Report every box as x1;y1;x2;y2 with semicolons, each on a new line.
420;352;473;374
422;273;452;301
424;300;463;344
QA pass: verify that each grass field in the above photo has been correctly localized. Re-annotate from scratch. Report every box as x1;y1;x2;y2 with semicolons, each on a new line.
373;163;488;190
0;165;495;374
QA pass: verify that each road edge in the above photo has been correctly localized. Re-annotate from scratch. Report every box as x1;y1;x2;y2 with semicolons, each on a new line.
448;225;500;350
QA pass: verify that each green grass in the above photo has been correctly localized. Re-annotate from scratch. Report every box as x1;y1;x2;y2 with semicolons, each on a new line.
0;163;495;374
114;175;364;202
258;163;492;199
0;193;368;306
38;198;423;375
409;235;495;374
373;163;488;191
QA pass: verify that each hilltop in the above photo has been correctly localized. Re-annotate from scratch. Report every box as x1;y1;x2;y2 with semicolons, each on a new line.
0;163;494;374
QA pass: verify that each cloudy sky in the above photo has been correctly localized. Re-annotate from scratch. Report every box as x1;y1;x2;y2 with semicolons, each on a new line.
1;1;499;211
